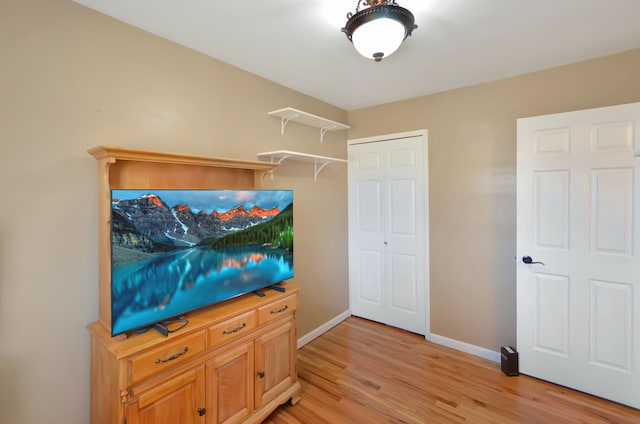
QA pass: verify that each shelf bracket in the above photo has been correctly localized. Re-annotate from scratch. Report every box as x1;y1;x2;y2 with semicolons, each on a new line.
279;114;299;136
265;154;292;180
313;160;331;183
320;125;336;143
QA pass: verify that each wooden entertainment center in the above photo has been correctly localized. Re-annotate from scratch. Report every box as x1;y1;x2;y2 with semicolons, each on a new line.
87;146;301;424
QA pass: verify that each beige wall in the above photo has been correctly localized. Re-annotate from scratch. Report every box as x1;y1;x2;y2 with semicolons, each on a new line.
4;0;640;422
348;48;640;351
0;1;348;423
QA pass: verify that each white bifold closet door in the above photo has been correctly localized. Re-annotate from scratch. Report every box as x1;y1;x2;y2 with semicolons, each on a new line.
348;131;428;335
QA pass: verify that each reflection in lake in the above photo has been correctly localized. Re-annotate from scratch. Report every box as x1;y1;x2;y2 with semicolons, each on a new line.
111;245;293;335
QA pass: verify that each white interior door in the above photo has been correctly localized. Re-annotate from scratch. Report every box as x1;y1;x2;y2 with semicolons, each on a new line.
517;102;640;408
348;131;429;335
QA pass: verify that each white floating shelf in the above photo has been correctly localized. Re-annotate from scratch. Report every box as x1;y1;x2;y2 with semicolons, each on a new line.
257;150;347;182
268;107;350;143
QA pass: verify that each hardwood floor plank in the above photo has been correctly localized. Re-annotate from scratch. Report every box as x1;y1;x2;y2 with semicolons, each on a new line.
264;317;640;423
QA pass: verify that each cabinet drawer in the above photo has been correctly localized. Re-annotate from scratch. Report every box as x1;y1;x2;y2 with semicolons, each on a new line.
208;310;256;349
258;294;297;325
129;331;206;385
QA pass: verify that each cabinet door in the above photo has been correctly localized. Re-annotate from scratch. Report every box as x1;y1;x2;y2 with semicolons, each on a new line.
125;367;205;424
254;321;295;408
206;341;254;424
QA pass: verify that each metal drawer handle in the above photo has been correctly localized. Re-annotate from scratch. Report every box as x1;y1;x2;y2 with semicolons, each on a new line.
270;305;289;314
155;346;188;364
222;322;246;335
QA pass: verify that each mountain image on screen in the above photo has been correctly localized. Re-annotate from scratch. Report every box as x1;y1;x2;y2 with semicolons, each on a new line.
110;189;294;336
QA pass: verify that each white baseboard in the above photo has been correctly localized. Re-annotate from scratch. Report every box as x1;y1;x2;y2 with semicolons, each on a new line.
297;310;351;349
296;313;501;364
429;333;501;363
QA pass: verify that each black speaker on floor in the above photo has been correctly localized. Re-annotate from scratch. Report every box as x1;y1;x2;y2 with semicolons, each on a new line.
500;346;519;376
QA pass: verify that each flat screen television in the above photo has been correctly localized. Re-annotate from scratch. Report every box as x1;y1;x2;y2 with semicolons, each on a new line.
110;189;294;336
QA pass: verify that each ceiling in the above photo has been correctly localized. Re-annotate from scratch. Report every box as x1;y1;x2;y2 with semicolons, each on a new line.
73;0;640;111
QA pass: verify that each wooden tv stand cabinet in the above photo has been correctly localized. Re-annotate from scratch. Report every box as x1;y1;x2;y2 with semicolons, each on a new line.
88;283;301;424
87;146;298;423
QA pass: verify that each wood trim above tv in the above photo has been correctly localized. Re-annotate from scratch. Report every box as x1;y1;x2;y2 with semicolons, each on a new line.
87;145;280;337
88;146;278;171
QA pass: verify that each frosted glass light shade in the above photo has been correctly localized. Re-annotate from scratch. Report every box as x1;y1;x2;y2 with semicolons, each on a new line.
341;2;417;62
352;18;406;60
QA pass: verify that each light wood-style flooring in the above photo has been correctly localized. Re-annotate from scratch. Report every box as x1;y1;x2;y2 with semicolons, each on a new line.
264;316;640;423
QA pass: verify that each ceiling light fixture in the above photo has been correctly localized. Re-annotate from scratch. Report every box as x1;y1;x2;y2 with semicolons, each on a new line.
342;0;417;62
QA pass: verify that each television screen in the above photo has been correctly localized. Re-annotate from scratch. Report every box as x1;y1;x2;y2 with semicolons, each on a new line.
110;189;294;336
